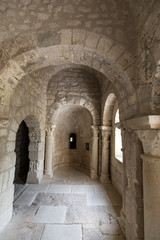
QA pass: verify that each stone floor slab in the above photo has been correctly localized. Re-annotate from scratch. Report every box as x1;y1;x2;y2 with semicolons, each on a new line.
32;193;87;207
25;184;49;193
41;224;82;240
0;167;124;240
33;206;67;223
0;223;44;240
11;205;38;224
65;206;98;224
14;192;37;206
86;193;109;206
83;228;104;240
71;185;94;193
47;184;72;193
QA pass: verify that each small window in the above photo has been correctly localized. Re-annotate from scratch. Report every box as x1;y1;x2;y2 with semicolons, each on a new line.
115;110;123;162
69;133;76;149
85;143;89;151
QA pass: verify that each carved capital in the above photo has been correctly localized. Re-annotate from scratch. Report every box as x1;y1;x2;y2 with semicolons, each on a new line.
136;129;160;156
46;125;56;137
30;131;39;143
100;126;112;140
91;125;99;138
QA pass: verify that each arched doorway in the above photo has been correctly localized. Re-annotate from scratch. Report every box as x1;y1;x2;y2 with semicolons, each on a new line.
14;121;30;199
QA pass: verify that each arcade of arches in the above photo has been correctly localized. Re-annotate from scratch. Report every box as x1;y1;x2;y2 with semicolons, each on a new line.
0;1;160;239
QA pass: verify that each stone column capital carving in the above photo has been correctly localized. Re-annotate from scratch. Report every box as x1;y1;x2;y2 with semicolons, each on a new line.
91;125;99;138
100;125;112;139
46;125;56;137
136;129;160;156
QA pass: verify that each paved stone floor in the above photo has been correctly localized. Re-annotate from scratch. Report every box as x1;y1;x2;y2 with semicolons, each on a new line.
0;167;125;240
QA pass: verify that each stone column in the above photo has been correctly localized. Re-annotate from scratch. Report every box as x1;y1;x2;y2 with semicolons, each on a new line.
90;125;99;179
137;129;160;240
44;126;55;178
100;126;111;183
141;153;160;240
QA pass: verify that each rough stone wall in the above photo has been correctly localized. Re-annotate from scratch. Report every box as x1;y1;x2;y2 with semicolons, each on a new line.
53;106;92;171
0;0;135;52
46;67;101;126
0;28;137;122
0;71;46;231
123;130;144;240
135;0;160;115
0;1;159;239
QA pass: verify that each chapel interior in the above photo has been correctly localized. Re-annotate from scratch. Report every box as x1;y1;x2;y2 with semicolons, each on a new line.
0;0;160;239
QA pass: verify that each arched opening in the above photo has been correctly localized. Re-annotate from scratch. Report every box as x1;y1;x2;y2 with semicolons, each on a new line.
52;105;93;172
110;101;123;196
14;121;30;198
13;114;43;200
115;109;123;162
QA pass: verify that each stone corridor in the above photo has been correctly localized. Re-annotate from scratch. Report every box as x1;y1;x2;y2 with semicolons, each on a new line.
0;167;124;240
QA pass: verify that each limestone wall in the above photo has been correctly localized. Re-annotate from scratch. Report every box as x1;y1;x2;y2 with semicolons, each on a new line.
46;67;101;126
52;106;92;171
134;1;160;116
0;0;135;52
123;130;144;240
0;72;46;231
0;1;160;239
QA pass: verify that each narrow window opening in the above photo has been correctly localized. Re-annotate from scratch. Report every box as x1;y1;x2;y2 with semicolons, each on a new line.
115;109;123;162
69;133;76;149
85;143;89;151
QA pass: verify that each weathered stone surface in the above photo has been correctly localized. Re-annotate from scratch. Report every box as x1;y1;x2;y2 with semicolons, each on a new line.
0;167;124;240
0;1;160;240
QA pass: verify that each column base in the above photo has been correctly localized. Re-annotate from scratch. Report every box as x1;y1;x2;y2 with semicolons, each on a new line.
44;170;53;178
117;209;125;234
27;171;41;184
90;170;98;179
100;174;111;184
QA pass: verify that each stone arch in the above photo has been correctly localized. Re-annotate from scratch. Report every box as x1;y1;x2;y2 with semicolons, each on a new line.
0;29;137;120
102;93;117;126
47;95;99;126
152;60;160;109
7;106;45;184
50;104;93;171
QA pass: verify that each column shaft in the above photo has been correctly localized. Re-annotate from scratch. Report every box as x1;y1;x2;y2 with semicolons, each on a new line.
141;154;160;240
100;126;111;183
45;127;54;178
90;126;99;179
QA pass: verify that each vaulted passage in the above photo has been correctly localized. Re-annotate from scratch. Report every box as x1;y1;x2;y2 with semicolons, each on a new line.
0;167;124;240
0;1;160;240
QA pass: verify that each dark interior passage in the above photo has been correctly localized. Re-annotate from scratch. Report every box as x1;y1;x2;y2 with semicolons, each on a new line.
14;121;30;185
